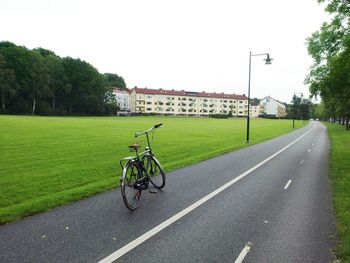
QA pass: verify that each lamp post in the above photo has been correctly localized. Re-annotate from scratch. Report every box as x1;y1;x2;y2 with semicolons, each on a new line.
292;92;303;129
246;52;273;143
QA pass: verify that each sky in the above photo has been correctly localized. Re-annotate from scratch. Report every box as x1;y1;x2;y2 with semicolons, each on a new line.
0;0;329;103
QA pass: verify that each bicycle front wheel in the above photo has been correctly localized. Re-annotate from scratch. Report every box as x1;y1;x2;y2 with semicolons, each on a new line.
143;155;166;189
121;161;142;210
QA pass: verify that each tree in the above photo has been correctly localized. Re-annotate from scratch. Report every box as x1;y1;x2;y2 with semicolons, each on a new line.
0;42;32;113
0;41;127;115
63;57;106;115
104;89;119;115
250;97;260;106
306;0;350;130
104;73;126;89
28;51;50;115
0;54;16;111
43;54;69;112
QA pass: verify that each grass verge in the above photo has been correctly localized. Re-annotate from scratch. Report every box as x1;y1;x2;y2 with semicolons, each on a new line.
324;122;350;262
0;115;307;224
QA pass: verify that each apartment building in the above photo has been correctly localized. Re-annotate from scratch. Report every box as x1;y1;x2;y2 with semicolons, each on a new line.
112;88;130;112
260;96;287;117
130;87;248;116
250;104;261;118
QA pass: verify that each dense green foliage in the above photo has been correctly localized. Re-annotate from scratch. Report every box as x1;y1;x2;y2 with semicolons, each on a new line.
0;115;307;224
104;73;127;89
0;41;126;115
285;95;312;120
325;122;350;262
306;0;350;129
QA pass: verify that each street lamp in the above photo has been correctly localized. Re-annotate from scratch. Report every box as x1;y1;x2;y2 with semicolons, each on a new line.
293;92;303;129
246;52;273;143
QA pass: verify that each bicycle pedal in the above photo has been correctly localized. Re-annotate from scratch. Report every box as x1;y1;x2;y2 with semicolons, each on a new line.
149;187;158;194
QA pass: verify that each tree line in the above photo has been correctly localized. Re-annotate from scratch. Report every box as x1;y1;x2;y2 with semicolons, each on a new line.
0;41;126;115
306;0;350;130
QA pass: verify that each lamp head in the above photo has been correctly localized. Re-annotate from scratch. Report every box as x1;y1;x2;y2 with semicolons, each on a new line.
264;54;273;65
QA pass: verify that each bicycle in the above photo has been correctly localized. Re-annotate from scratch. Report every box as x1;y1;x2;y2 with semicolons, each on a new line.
120;123;166;210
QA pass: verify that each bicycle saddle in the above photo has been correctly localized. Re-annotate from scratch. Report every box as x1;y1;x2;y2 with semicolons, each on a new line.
128;143;140;149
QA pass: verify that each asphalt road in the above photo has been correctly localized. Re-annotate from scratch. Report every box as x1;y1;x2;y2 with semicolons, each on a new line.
0;121;336;262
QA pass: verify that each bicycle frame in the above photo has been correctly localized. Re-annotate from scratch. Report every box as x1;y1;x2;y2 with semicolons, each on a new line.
120;123;165;210
120;123;161;167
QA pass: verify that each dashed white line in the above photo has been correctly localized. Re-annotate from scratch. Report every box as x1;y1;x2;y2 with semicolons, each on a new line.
308;149;311;152
98;127;315;263
234;242;252;263
284;180;292;190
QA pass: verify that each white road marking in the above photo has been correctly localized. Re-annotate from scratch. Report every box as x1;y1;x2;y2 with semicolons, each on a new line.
284;180;292;190
98;127;315;263
312;143;315;146
308;149;311;152
234;242;252;263
300;159;304;164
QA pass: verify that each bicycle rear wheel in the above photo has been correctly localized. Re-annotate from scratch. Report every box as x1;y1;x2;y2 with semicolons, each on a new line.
143;155;166;189
121;162;142;210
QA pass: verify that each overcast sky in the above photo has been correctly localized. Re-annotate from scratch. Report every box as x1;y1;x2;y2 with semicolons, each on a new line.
1;0;329;103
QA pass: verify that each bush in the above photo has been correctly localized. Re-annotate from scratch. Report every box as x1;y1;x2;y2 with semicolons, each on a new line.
209;114;229;119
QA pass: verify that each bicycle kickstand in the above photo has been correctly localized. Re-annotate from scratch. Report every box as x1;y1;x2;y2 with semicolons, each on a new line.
149;186;158;194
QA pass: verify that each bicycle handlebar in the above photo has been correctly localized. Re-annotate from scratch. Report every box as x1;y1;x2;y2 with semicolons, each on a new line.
135;123;163;137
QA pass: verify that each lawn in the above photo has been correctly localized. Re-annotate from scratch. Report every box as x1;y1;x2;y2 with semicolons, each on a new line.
324;122;350;262
0;115;306;223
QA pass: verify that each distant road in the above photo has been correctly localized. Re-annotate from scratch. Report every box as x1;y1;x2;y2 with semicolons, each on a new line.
0;121;336;262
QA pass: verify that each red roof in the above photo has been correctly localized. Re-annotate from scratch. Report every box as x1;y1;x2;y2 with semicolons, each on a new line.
112;87;130;94
131;87;247;100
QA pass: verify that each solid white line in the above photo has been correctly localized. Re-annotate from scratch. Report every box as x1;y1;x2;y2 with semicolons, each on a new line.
234;242;252;263
98;127;315;263
284;180;292;190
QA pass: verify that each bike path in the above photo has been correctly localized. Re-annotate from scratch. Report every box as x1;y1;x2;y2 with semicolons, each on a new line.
0;122;336;262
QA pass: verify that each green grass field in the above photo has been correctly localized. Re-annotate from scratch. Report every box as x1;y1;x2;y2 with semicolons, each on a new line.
324;122;350;262
0;115;307;224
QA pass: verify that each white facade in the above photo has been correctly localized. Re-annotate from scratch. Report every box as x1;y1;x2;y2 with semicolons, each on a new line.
112;88;130;112
260;96;287;117
130;88;248;116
